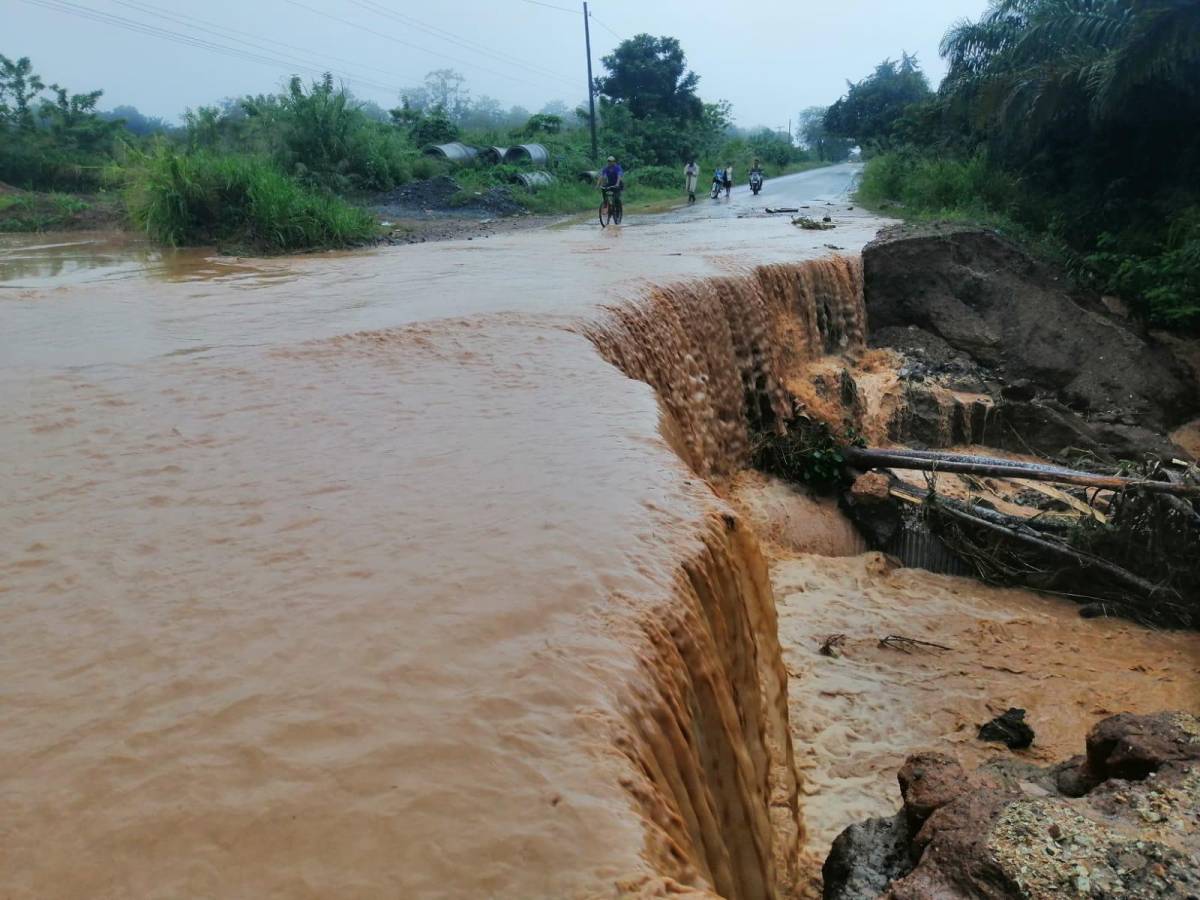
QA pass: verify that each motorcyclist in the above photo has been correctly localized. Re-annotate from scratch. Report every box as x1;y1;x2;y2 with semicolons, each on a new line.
749;158;764;192
712;165;726;197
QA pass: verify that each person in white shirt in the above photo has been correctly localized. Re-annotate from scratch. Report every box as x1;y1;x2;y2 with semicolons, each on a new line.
684;159;699;203
723;161;734;198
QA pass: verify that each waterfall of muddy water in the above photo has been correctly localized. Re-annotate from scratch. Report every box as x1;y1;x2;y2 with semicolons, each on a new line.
586;258;865;476
0;219;891;900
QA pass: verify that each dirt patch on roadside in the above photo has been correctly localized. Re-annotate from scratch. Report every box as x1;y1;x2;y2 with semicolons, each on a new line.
368;175;563;245
378;212;565;246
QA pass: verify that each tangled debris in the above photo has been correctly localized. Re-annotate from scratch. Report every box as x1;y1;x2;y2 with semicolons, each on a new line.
841;448;1200;628
793;215;836;230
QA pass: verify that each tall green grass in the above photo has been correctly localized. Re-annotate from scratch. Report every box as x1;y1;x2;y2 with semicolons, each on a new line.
856;151;1019;217
857;149;1200;328
125;147;376;252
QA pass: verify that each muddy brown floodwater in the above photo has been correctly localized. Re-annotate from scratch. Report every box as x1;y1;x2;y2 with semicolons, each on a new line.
2;201;1197;900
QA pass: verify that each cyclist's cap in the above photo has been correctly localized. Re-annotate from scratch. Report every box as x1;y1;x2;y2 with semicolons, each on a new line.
607;155;616;161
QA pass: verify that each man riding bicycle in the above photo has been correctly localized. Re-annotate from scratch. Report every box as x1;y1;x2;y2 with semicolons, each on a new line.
597;155;624;213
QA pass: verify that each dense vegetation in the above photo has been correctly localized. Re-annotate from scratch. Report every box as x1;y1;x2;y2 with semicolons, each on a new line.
830;0;1200;328
1;37;826;251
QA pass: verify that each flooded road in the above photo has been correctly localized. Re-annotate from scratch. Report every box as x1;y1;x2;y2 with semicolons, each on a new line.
1;197;881;899
2;171;1197;899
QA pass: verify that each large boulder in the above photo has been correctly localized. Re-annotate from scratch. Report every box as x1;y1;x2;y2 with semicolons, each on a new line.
822;711;1200;899
863;226;1196;433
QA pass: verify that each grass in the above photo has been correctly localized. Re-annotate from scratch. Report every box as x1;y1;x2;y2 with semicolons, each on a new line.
855;149;1200;329
0;190;100;232
124;148;378;253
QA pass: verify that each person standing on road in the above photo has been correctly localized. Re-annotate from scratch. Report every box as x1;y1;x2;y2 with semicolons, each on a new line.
723;160;734;198
684;159;699;204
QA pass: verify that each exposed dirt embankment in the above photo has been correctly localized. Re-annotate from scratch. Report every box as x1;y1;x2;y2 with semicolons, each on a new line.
862;225;1199;460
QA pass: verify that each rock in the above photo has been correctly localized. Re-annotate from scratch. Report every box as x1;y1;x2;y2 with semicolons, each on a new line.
850;472;891;504
1000;378;1036;401
978;708;1035;750
822;812;913;900
897;753;970;828
863;226;1196;433
825;712;1200;899
982;398;1183;460
1051;755;1100;797
1085;710;1200;781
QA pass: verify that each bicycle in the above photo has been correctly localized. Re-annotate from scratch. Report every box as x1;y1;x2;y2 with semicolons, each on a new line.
599;186;623;227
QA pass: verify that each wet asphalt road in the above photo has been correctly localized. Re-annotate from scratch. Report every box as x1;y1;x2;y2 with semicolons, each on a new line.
652;162;863;224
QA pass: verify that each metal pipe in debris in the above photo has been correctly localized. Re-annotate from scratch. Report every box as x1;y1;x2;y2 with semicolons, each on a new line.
843;447;1200;496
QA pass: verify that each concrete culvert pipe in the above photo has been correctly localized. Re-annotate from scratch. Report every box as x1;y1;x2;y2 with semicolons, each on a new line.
511;171;557;190
578;170;599;184
503;144;550;166
480;146;508;165
422;142;479;165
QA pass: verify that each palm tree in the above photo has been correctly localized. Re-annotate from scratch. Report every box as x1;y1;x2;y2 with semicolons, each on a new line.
938;0;1200;142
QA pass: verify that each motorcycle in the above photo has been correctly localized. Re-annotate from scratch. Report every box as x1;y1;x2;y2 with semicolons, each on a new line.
710;175;723;199
749;170;764;195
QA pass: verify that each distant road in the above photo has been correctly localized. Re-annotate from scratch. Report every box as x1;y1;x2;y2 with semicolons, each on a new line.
652;162;863;224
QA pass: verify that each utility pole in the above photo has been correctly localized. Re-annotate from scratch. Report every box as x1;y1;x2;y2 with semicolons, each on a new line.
583;2;598;162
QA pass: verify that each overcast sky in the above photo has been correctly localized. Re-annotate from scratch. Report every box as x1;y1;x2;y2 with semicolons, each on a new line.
9;0;990;127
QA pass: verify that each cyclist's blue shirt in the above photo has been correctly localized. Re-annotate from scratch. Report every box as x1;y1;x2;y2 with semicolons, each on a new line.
601;164;622;186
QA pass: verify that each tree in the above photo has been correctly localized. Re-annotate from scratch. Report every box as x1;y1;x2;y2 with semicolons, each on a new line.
39;83;121;155
0;55;45;129
824;53;932;149
595;34;703;122
798;106;851;161
100;105;172;136
747;128;799;166
520;113;562;137
593;34;715;165
0;55;120;189
394;101;458;146
939;0;1200;148
422;69;469;121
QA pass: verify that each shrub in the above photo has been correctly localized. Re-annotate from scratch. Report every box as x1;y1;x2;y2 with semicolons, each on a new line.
626;165;677;189
125;147;376;252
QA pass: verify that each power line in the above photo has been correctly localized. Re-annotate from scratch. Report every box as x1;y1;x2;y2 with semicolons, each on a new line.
348;0;575;86
106;0;415;92
588;12;623;42
283;0;551;91
519;0;577;14
20;0;405;95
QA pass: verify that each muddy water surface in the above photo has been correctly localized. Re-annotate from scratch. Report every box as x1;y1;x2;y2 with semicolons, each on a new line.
1;216;883;899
